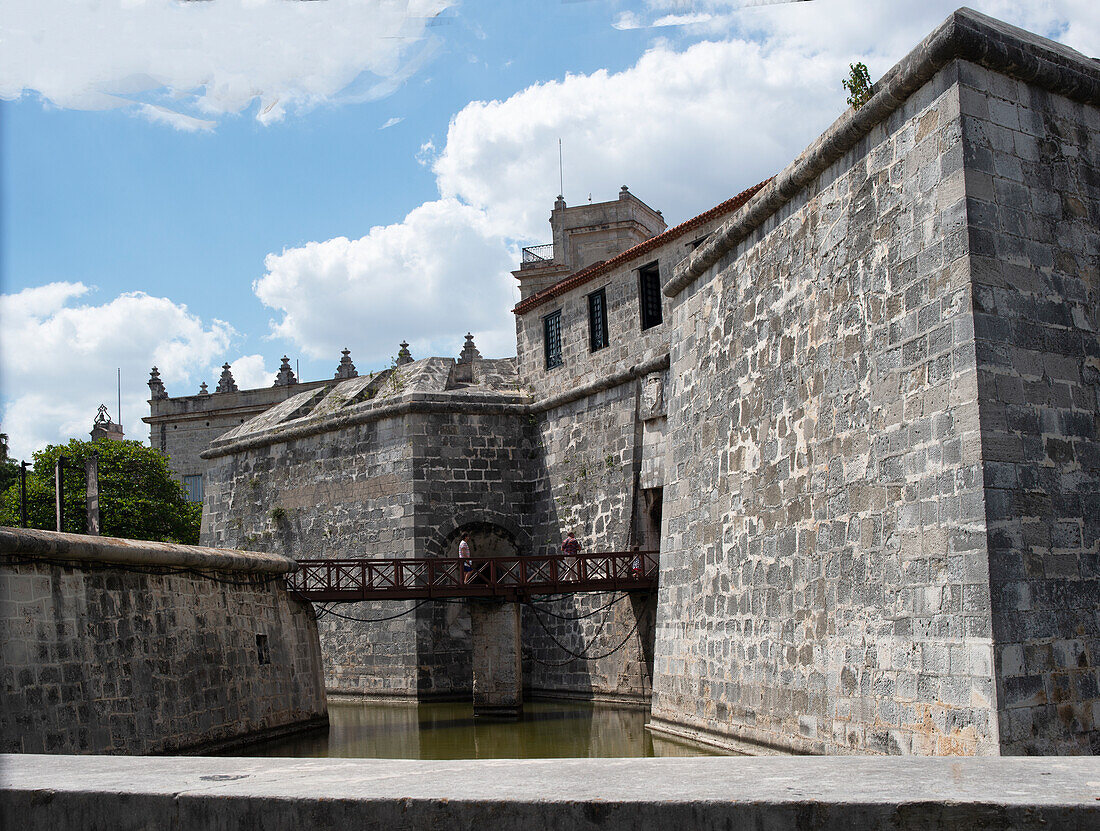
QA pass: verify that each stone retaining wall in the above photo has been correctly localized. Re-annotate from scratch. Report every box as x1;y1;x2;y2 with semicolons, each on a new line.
0;527;326;755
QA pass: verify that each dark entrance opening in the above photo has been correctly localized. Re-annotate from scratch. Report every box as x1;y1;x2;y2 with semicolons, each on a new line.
642;487;663;552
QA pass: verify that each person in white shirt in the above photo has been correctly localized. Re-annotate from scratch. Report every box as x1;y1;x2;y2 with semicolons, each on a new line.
458;533;472;584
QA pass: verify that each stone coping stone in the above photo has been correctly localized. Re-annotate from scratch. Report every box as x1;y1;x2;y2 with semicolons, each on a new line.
202;389;532;459
3;755;1099;830
0;526;295;574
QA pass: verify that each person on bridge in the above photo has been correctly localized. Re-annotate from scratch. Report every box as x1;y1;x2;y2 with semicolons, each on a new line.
458;533;473;584
561;530;582;581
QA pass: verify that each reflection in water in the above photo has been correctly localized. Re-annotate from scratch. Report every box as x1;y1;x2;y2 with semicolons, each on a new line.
234;699;732;759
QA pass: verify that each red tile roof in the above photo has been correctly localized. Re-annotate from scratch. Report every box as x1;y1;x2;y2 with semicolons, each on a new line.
513;179;771;316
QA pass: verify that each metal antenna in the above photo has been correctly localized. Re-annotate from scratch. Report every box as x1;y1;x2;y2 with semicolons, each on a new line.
117;368;121;426
558;138;564;198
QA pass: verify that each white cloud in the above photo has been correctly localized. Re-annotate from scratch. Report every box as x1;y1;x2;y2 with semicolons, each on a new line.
416;139;438;166
644;0;1100;59
0;0;454;127
432;36;843;241
613;11;717;30
380;116;405;130
254;199;517;367
0;283;234;458
432;0;1100;241
136;104;215;133
217;355;276;392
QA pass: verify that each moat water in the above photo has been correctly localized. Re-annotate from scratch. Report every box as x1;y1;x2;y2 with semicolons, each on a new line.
237;699;731;759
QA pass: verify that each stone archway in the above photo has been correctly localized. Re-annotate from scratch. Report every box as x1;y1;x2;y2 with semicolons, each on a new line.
443;522;517;561
431;511;528;561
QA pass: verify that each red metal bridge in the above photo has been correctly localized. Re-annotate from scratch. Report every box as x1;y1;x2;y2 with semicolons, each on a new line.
286;550;658;602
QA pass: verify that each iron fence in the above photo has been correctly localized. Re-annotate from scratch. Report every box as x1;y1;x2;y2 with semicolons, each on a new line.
521;243;554;263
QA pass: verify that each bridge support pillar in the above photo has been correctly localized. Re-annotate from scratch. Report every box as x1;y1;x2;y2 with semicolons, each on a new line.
470;599;522;719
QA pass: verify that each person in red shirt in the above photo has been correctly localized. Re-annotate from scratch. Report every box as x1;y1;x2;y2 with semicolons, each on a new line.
560;530;582;581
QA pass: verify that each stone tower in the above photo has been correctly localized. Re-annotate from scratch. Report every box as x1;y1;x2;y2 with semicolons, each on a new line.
512;186;667;300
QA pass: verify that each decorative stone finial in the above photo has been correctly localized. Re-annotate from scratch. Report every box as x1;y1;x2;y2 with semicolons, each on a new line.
90;404;124;442
148;366;168;400
216;363;238;394
396;341;413;366
458;333;482;364
273;355;298;387
619;185;631;200
554;195;566;210
198;382;209;396
452;333;482;385
334;348;358;380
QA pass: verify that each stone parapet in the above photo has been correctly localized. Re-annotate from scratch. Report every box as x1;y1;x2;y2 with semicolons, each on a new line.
3;755;1099;830
201;391;530;459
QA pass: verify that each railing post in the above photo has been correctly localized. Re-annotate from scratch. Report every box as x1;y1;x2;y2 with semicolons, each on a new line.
19;461;27;528
85;452;100;536
54;455;65;533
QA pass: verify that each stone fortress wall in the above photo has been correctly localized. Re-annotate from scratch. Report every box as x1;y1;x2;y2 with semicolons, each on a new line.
651;10;1099;755
654;60;1001;756
154;8;1097;754
0;527;327;755
523;383;656;703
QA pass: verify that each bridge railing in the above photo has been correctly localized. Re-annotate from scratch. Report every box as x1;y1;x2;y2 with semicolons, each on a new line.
286;550;658;601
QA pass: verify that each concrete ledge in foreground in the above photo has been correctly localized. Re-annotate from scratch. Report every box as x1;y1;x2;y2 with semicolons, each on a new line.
3;755;1100;830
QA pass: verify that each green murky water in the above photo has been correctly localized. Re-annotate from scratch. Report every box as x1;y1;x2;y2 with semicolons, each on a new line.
241;699;731;759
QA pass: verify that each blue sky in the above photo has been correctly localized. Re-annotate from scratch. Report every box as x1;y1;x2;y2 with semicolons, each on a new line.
3;2;647;354
2;0;1098;459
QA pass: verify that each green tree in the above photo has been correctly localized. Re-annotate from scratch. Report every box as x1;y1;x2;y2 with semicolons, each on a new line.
0;438;200;544
0;433;19;495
